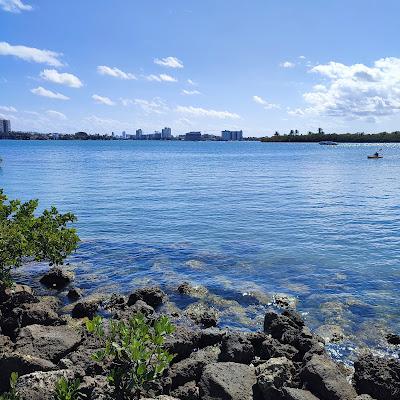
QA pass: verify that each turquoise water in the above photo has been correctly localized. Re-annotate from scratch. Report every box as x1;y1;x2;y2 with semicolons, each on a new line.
1;140;399;358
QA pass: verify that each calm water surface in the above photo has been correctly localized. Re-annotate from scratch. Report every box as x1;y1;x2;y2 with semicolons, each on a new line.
1;140;399;361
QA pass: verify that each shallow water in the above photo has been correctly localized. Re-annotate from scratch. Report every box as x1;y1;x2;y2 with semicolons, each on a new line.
1;140;399;360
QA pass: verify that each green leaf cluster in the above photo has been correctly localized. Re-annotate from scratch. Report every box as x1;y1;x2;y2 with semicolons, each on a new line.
55;377;84;400
0;189;79;287
86;313;175;399
0;372;19;400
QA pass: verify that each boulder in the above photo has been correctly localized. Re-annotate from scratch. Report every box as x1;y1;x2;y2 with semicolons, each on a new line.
0;352;56;392
39;266;74;289
256;356;296;399
127;286;166;308
386;333;400;346
199;362;257;400
219;332;255;364
184;302;219;328
67;287;83;301
15;324;82;363
164;325;201;361
71;300;99;319
283;387;321;400
170;381;200;400
260;336;298;360
301;354;357;400
15;369;75;400
264;311;302;340
168;345;220;389
0;284;37;311
199;327;226;347
353;353;400;400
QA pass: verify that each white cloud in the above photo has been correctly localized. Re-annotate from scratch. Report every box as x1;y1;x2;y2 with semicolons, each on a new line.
0;105;17;112
146;74;177;82
97;65;137;80
253;95;280;110
0;42;63;67
154;56;184;69
92;94;115;106
181;89;201;95
280;61;295;68
187;79;197;86
295;57;400;120
124;98;168;114
31;86;69;100
0;0;32;13
176;105;240;119
299;55;306;60
46;110;67;120
40;69;82;88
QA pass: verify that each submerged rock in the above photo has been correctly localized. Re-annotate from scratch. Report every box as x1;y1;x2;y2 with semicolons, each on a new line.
67;287;83;301
127;286;167;308
177;282;208;298
353;353;400;400
274;293;298;309
199;362;256;400
39;267;74;289
386;332;400;346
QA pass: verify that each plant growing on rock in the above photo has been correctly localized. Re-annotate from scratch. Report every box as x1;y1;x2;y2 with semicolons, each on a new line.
0;372;19;400
0;189;79;287
86;313;175;399
55;377;84;400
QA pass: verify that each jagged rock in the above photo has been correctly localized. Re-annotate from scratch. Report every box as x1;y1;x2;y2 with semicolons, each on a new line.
71;300;99;319
199;327;226;347
219;332;254;364
39;266;74;289
355;395;376;400
170;381;200;400
301;354;357;400
140;396;179;400
0;352;56;392
274;293;298;309
16;369;75;400
164;325;201;361
168;345;221;389
15;324;82;363
127;286;167;308
199;362;256;400
67;287;83;301
264;311;302;340
114;300;155;320
184;302;219;327
256;356;296;399
0;284;37;311
260;336;298;360
0;334;13;353
79;375;111;399
386;333;400;345
353;353;400;400
283;387;321;400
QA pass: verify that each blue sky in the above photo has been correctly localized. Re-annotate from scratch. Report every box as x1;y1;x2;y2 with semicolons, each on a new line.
1;0;400;136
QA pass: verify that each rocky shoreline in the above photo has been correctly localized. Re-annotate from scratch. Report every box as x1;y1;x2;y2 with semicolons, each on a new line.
1;267;399;400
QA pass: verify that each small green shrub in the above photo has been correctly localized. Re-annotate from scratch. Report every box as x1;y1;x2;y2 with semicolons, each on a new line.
86;313;175;399
0;189;79;287
0;372;19;400
54;377;84;400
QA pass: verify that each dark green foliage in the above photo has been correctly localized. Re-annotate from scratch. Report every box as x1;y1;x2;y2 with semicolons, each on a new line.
86;313;175;399
55;377;84;400
0;189;79;287
0;372;19;400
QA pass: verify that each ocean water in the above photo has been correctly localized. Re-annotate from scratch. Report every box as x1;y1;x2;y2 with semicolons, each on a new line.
1;140;399;361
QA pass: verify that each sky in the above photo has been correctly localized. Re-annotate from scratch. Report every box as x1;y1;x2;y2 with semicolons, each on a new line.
1;0;400;137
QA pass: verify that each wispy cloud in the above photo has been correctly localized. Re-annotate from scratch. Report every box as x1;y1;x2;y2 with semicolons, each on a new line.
176;105;240;119
0;105;17;112
253;95;280;110
280;61;295;68
146;73;177;82
187;79;197;86
97;65;137;80
92;94;115;106
154;56;184;69
132;98;168;114
40;69;83;88
46;110;67;120
0;42;63;67
181;89;201;96
31;86;69;100
0;0;32;13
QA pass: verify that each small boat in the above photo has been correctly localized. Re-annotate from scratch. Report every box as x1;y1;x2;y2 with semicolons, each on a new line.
319;141;338;145
367;155;383;159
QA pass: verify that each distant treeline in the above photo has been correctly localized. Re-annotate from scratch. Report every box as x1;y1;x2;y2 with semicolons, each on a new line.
261;131;400;143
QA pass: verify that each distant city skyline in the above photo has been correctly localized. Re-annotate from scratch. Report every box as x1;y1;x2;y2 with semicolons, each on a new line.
1;1;400;136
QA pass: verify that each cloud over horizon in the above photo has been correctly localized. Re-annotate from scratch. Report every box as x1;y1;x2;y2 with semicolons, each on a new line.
176;105;240;119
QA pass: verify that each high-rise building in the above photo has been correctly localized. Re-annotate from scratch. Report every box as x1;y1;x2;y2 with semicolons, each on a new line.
161;127;172;139
221;130;243;141
136;129;143;139
185;131;202;141
0;119;11;134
